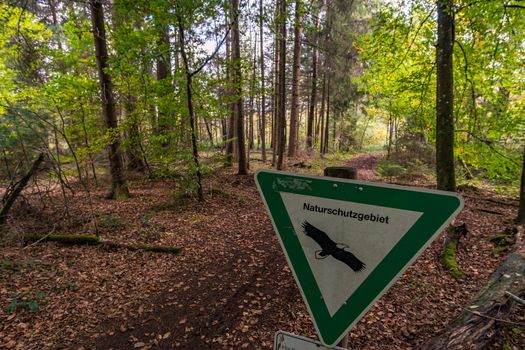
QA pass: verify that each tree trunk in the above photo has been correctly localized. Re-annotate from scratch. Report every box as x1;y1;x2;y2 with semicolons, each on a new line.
178;18;204;201
306;13;319;151
0;153;45;226
231;0;248;175
271;14;279;167
259;0;267;162
89;0;129;199
124;94;145;172
287;0;302;158
519;146;525;223
225;20;235;166
156;23;172;146
249;38;257;151
276;0;287;170
319;72;327;154
324;76;331;153
436;0;456;192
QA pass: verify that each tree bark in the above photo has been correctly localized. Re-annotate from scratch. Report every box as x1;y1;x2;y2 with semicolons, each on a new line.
276;0;287;170
306;12;319;151
319;72;327;154
225;23;235;167
287;0;302;158
436;0;456;192
518;146;525;224
89;0;129;199
231;0;248;175
259;0;267;162
156;23;172;147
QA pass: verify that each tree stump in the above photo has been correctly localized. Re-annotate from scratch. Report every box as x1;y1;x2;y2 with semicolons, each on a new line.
324;167;358;180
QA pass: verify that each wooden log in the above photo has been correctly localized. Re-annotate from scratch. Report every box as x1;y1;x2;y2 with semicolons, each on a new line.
418;250;525;349
24;234;181;254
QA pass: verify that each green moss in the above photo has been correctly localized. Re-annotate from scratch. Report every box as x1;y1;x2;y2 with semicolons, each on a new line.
443;239;465;278
136;244;181;254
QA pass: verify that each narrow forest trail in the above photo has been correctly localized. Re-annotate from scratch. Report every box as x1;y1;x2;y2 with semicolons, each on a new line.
2;153;522;349
343;151;383;181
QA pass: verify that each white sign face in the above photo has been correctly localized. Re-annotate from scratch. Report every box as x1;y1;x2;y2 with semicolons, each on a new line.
274;331;346;350
280;192;423;316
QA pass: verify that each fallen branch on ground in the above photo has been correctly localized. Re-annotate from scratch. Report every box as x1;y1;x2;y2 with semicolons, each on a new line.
0;153;45;226
24;234;181;254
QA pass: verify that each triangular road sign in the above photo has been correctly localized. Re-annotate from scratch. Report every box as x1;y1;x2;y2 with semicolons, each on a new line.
255;170;463;347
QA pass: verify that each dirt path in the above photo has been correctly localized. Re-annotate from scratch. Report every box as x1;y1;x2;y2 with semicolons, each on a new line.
89;175;310;349
344;152;383;181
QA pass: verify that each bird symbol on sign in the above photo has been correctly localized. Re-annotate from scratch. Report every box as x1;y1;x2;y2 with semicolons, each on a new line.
302;221;366;272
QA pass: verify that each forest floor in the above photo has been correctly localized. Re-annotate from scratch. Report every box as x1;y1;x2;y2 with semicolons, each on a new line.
0;152;524;350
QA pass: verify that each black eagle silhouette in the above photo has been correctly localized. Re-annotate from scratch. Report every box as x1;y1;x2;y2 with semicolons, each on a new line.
302;221;366;272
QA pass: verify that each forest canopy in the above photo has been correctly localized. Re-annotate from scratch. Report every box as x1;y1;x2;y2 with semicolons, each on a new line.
0;0;523;199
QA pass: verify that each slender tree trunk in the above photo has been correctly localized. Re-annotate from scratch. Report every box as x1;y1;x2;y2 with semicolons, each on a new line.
156;23;172;146
518;146;525;224
276;0;287;170
225;22;234;166
306;15;319;151
288;0;302;157
319;72;326;154
259;0;267;162
231;0;248;175
249;38;256;151
89;0;129;199
271;17;279;167
178;18;204;201
436;0;456;192
124;94;145;172
324;76;331;153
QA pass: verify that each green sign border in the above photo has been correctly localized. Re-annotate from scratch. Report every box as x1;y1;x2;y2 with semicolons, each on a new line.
255;170;464;347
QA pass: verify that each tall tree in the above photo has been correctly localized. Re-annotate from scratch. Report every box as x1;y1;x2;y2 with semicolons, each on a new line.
231;0;247;174
259;0;267;162
435;0;456;191
287;0;302;157
306;6;320;150
224;19;234;166
177;17;204;201
276;0;287;169
156;21;172;146
519;146;525;224
89;0;129;199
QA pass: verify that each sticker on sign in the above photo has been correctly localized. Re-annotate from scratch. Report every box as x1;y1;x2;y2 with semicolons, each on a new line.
256;170;464;347
274;331;346;350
